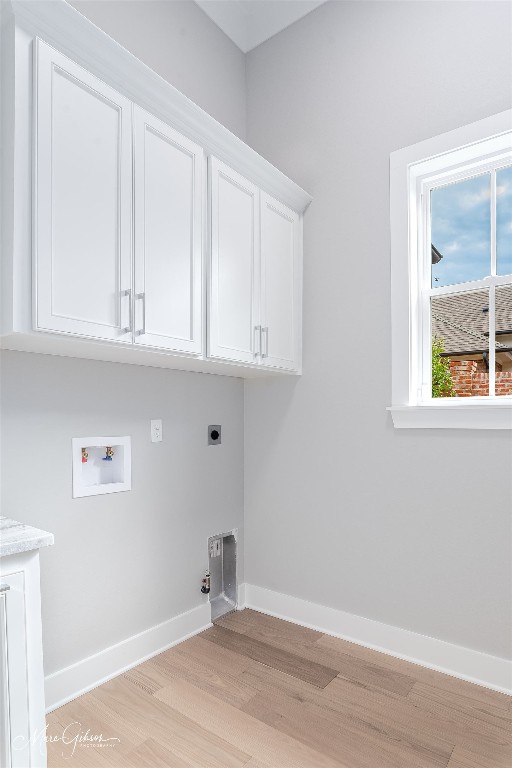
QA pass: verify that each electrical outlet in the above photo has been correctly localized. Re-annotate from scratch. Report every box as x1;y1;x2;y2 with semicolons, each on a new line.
151;419;162;443
208;425;221;445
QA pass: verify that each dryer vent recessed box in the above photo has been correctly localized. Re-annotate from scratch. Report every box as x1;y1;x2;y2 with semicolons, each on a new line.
72;436;131;498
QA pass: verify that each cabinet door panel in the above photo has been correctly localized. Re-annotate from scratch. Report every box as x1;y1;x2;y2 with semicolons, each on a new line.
260;194;301;371
209;158;259;363
0;573;31;768
134;108;203;353
0;590;11;768
35;40;132;341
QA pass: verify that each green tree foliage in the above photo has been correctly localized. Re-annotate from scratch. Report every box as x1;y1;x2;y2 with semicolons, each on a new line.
432;336;456;397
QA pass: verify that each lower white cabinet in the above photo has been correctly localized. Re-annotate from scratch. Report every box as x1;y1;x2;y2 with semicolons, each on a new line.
0;551;49;768
208;159;301;372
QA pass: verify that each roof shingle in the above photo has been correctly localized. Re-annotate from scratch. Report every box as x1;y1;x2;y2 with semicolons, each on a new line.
432;285;512;355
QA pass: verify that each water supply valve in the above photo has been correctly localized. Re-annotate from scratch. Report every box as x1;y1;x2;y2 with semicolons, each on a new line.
201;571;211;595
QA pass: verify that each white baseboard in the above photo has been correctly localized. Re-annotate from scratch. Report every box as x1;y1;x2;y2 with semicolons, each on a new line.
237;582;246;609
45;603;211;712
45;585;511;713
243;584;512;695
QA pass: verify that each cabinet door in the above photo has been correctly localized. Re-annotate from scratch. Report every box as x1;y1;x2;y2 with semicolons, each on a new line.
0;571;43;768
260;194;301;371
133;108;203;353
35;40;132;342
0;587;11;768
209;158;259;364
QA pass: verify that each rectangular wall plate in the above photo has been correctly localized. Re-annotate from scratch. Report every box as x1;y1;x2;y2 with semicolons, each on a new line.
72;436;131;498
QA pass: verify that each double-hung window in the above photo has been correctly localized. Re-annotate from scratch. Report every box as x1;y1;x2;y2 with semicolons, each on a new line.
389;111;512;429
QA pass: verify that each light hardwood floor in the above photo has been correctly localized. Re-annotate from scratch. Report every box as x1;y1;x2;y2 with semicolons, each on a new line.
46;609;511;768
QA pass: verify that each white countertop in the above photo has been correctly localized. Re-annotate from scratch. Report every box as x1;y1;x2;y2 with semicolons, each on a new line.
0;516;54;557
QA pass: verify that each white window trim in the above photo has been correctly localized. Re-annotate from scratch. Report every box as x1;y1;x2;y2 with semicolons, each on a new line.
389;110;512;429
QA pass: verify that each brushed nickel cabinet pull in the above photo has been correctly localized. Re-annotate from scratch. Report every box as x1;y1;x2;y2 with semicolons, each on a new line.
135;292;146;336
121;288;132;334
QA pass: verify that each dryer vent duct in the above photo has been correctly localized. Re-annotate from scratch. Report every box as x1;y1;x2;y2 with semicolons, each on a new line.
208;533;237;622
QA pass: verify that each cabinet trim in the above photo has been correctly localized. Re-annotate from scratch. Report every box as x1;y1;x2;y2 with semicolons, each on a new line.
11;0;312;213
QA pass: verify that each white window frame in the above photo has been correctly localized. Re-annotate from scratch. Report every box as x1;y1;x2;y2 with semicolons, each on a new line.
389;110;512;429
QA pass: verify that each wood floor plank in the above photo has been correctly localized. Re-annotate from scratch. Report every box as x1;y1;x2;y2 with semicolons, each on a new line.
45;707;122;768
149;640;260;707
216;608;323;649
45;736;114;768
326;650;415;696
123;738;197;768
241;657;511;768
89;675;251;768
46;691;146;767
242;661;453;750
222;610;415;696
173;633;256;676
317;633;512;710
408;683;512;748
202;624;338;688
250;698;449;768
155;676;348;768
409;680;512;734
46;609;512;768
446;745;510;768
47;693;145;753
327;676;511;766
123;661;171;695
241;674;453;768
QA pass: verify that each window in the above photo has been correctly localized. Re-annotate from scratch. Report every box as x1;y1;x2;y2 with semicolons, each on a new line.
389;111;512;429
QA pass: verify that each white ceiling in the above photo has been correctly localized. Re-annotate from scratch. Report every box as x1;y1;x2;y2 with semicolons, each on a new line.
195;0;328;53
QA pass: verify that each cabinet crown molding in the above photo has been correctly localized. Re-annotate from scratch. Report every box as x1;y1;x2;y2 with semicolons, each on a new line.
8;0;312;213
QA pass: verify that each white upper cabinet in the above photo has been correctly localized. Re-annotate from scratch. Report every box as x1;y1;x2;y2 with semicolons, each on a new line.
208;161;301;372
260;194;301;371
209;158;260;364
2;6;311;378
133;107;203;354
34;40;133;342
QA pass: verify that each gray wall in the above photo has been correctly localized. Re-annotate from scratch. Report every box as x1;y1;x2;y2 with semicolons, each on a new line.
0;0;246;676
2;0;510;675
244;0;512;659
1;352;244;674
68;0;247;139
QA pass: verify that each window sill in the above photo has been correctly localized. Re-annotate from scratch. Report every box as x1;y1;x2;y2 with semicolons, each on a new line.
388;404;512;430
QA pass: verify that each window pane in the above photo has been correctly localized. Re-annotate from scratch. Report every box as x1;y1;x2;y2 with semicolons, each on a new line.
496;285;512;396
497;166;512;276
431;289;489;397
431;174;490;288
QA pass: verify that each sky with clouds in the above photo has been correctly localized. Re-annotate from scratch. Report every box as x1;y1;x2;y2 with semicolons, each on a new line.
431;165;512;288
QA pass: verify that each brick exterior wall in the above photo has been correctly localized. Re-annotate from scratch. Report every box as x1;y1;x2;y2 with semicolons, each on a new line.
449;359;512;397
